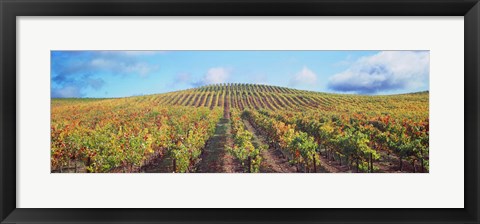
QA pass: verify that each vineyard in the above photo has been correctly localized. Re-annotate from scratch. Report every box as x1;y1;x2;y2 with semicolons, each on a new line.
51;83;429;173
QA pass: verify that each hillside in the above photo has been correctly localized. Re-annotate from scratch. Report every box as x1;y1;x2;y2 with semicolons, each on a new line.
51;83;429;173
127;83;429;117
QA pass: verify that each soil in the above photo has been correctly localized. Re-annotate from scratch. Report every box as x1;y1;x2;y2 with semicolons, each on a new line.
195;95;242;173
316;152;351;173
242;119;297;173
141;148;173;173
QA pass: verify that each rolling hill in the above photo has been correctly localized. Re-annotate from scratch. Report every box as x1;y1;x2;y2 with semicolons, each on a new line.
51;83;429;173
121;83;429;115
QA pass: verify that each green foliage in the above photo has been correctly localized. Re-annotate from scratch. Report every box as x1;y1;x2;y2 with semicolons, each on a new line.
228;109;263;172
52;83;429;173
51;99;222;173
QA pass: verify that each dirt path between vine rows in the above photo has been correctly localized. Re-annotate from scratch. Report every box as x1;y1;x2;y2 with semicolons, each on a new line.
196;94;242;173
142;148;174;173
242;119;297;173
196;117;243;173
315;153;350;173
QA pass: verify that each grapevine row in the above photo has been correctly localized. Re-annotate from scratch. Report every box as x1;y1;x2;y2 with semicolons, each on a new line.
51;98;222;173
227;109;263;172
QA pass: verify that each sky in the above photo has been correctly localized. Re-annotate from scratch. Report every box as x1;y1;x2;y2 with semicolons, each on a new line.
51;50;429;98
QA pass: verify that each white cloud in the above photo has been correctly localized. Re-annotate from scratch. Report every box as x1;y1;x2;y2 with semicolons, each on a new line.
328;51;429;94
98;50;167;57
174;72;191;83
252;74;268;85
289;66;318;86
125;62;157;77
51;51;163;98
51;86;82;98
90;58;113;68
204;67;230;84
89;58;158;77
120;51;167;56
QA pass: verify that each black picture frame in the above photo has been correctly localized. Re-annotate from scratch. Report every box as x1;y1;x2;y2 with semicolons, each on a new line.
1;0;479;223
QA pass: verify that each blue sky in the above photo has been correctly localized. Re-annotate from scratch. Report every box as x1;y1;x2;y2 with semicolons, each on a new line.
51;50;429;98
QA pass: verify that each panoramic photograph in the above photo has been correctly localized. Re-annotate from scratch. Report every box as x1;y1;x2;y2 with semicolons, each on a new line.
51;50;429;173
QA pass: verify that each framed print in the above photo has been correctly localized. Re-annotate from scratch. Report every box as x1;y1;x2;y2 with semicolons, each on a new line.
1;0;479;223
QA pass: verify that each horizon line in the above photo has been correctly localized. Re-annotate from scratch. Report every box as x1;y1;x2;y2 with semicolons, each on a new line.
51;83;429;99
